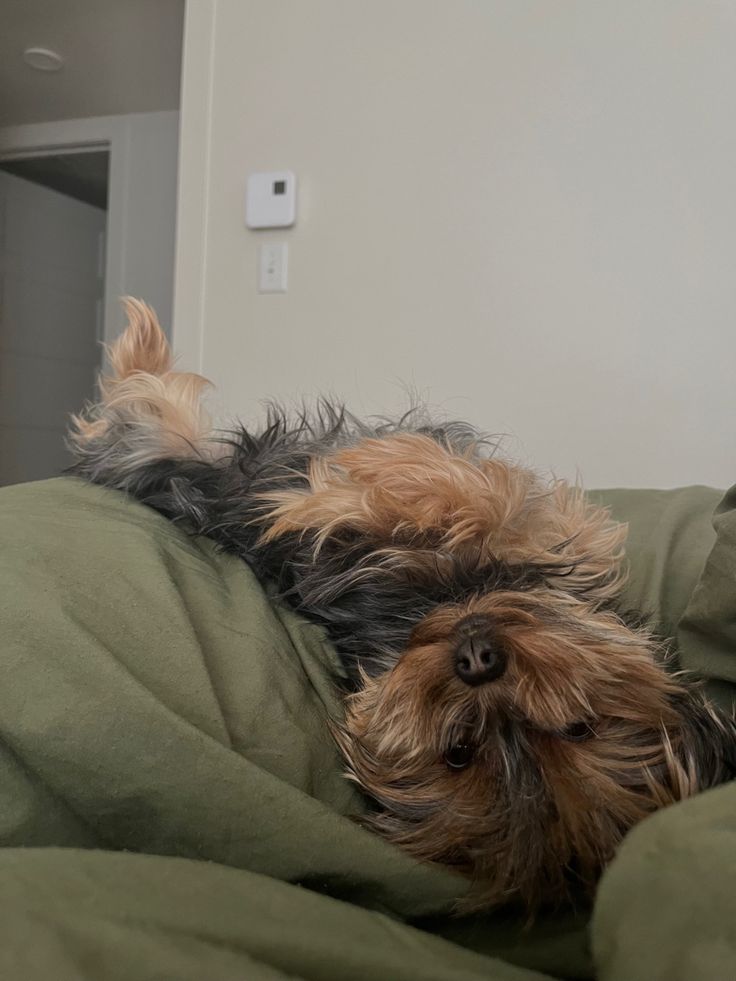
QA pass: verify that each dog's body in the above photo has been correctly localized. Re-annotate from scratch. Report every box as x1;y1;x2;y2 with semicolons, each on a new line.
69;300;736;913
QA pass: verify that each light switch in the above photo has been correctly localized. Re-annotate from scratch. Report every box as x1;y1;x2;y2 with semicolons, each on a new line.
258;243;288;292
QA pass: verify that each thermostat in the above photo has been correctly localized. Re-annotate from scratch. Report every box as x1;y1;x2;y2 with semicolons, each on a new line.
245;171;297;229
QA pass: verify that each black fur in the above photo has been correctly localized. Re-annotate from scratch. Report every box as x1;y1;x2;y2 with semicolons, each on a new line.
69;403;571;682
68;402;707;698
69;393;736;899
672;691;736;787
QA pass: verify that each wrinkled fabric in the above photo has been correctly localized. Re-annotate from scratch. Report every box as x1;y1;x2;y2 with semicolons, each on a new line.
1;477;734;980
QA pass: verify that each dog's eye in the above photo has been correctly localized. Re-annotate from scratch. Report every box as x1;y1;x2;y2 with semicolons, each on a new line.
444;743;475;770
559;720;596;742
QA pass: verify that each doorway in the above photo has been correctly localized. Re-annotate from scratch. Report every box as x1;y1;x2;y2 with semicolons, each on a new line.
0;148;108;485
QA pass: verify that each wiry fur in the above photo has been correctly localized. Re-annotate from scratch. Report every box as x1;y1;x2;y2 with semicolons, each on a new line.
70;298;216;473
68;300;736;914
335;597;736;911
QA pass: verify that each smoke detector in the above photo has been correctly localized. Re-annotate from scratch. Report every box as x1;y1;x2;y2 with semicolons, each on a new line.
23;47;64;72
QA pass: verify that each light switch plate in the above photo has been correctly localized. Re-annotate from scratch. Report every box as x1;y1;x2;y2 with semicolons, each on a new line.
258;243;288;292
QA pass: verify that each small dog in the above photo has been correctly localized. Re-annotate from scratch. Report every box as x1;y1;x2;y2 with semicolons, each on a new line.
69;299;736;913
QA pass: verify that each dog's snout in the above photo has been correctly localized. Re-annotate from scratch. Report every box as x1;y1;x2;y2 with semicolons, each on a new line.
454;616;506;686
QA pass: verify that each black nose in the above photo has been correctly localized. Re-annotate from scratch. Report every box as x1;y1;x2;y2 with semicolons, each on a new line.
454;619;506;686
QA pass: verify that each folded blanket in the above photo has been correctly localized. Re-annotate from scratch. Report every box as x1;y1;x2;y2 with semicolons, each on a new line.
0;477;733;980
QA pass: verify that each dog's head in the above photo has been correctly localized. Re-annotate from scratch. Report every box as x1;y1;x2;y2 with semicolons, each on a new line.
336;594;736;912
258;432;736;912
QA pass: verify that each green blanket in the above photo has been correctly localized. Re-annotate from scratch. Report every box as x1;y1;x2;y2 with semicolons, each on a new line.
0;478;734;980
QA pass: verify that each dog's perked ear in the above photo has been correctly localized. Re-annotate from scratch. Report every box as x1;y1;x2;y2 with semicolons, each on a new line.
69;298;217;483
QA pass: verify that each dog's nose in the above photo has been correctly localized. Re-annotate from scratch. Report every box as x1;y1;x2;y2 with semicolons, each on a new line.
454;620;506;686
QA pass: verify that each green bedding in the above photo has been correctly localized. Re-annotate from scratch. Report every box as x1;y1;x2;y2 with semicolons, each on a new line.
0;477;734;980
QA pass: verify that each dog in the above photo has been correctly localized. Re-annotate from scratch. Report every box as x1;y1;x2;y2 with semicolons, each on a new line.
68;299;736;914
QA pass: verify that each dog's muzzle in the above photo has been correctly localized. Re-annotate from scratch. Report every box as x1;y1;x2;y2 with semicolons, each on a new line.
453;615;507;686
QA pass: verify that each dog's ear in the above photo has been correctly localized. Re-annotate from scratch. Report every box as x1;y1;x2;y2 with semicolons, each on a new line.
672;690;736;792
521;481;628;604
258;436;628;605
69;297;215;472
258;432;503;548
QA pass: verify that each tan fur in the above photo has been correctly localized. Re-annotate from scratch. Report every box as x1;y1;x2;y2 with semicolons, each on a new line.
260;432;626;603
336;591;703;911
70;298;216;464
66;300;731;915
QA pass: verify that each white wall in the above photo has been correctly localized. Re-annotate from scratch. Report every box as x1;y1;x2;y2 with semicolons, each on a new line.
115;111;179;339
174;1;736;489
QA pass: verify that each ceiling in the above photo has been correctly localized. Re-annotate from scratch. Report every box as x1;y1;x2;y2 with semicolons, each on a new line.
0;0;184;127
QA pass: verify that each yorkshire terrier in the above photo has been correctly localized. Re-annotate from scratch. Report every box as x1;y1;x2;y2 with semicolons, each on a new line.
69;299;736;914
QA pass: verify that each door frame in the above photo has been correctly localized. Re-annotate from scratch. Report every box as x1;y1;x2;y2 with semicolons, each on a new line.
2;114;135;347
170;0;216;372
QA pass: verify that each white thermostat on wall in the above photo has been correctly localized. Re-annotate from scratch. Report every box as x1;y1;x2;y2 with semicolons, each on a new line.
245;171;297;229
